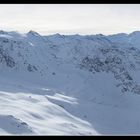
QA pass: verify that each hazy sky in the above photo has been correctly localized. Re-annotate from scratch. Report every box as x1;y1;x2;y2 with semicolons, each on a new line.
0;4;140;35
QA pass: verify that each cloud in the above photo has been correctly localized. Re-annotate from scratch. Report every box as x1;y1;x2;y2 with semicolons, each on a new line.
0;4;139;35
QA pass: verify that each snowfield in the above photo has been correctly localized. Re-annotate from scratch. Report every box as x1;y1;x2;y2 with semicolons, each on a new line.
0;72;97;135
0;30;140;135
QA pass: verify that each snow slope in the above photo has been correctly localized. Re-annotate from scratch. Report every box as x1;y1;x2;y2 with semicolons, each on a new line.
0;72;97;135
0;30;140;135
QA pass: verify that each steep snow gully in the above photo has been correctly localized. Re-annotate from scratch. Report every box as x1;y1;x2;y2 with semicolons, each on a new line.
0;30;140;135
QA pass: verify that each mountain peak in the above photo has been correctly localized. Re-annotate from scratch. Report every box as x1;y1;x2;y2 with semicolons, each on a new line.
129;31;140;36
27;30;40;36
0;30;7;34
53;33;62;37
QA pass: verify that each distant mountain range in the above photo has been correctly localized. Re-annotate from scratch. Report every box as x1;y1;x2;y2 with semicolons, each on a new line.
0;30;140;135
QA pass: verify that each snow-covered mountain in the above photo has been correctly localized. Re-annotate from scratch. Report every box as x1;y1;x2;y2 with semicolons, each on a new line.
0;30;140;135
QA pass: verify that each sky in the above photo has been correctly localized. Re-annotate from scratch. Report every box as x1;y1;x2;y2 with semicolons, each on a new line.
0;4;140;35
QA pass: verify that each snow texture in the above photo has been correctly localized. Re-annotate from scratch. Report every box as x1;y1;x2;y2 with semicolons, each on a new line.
0;30;139;135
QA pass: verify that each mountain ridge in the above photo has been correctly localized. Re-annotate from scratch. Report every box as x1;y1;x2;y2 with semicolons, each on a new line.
0;30;140;135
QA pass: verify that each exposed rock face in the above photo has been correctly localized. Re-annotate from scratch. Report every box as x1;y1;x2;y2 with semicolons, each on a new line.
1;30;140;95
27;64;38;72
79;46;140;94
0;48;15;68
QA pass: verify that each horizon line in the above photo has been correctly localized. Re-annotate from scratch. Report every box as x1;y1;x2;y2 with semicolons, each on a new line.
0;29;140;36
